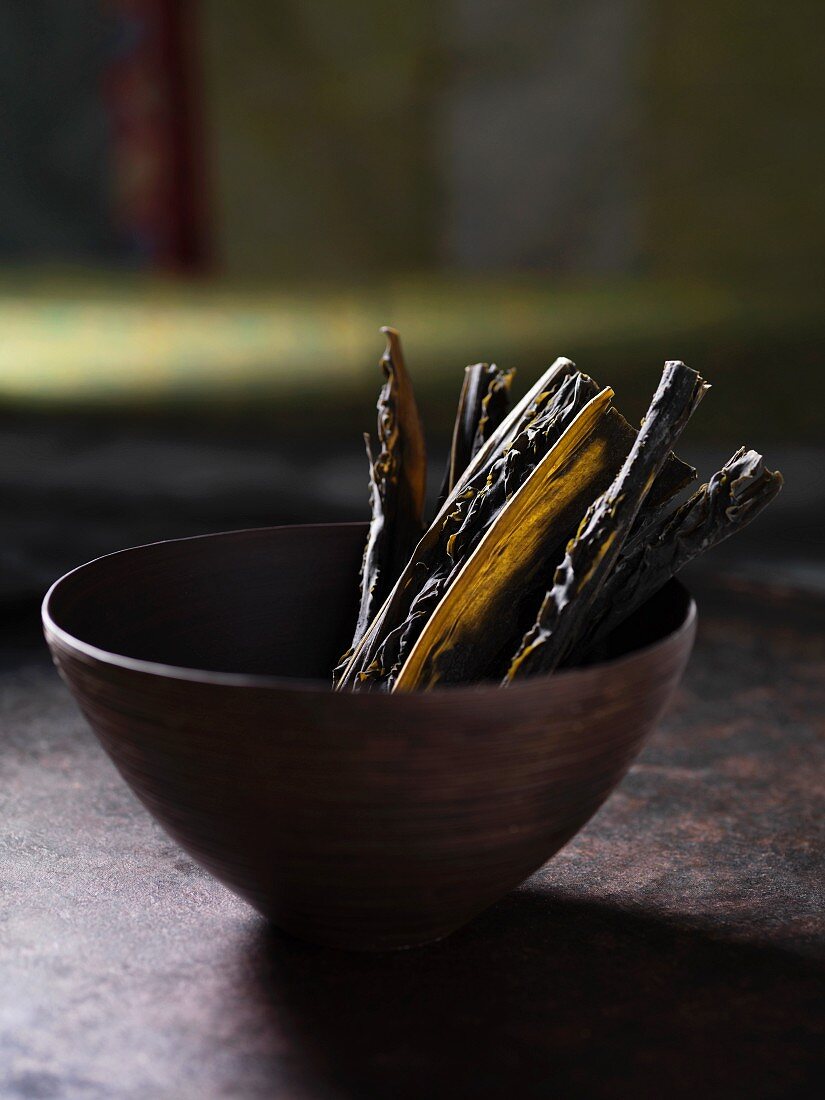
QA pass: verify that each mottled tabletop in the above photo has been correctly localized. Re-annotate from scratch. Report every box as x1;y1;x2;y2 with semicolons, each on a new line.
1;571;823;1100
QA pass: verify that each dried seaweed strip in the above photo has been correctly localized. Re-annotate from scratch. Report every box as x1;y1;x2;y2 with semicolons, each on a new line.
350;327;427;651
473;367;514;456
448;373;601;561
461;358;576;479
504;361;708;683
366;389;693;691
339;356;696;692
391;387;626;692
566;448;783;664
372;371;603;689
335;358;580;689
344;369;602;690
438;364;515;507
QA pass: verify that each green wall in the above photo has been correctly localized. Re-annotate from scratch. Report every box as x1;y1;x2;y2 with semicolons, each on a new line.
645;1;824;284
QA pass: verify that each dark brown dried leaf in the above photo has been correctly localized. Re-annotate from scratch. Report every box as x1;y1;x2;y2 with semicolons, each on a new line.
349;327;427;653
565;447;784;664
504;361;708;683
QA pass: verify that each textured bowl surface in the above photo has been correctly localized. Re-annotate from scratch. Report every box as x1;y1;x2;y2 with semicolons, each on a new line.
43;523;696;950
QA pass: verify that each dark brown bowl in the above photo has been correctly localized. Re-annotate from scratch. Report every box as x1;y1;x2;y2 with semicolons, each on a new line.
42;523;696;950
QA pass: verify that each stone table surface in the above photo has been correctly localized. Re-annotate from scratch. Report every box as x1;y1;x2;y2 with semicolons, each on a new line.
1;572;823;1099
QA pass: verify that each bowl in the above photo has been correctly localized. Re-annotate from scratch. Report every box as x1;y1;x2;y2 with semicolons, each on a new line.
42;522;696;950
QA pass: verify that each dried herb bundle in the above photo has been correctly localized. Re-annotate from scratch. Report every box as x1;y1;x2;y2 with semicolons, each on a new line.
335;330;781;693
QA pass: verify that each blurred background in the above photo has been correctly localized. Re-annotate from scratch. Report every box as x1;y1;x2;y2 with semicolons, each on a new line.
1;0;823;617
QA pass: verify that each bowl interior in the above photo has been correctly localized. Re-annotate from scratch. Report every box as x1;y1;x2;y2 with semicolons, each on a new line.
45;523;364;680
45;522;691;684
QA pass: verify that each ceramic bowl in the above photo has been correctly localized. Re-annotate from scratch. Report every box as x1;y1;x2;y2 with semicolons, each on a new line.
43;522;695;950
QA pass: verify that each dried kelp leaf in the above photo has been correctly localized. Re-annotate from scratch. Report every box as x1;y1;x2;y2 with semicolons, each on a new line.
446;357;579;512
437;364;515;507
371;370;604;689
335;357;580;689
566;447;784;664
391;386;622;692
504;361;708;683
338;356;697;692
381;402;691;692
474;368;514;455
341;367;603;691
333;328;784;693
349;327;427;652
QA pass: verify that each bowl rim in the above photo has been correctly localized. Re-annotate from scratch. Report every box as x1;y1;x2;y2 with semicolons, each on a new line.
42;522;697;696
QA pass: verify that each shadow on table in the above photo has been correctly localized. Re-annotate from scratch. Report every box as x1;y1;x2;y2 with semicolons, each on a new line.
242;889;823;1100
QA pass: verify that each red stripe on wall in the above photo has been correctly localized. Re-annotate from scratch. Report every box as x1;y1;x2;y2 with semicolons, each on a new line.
105;0;210;271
